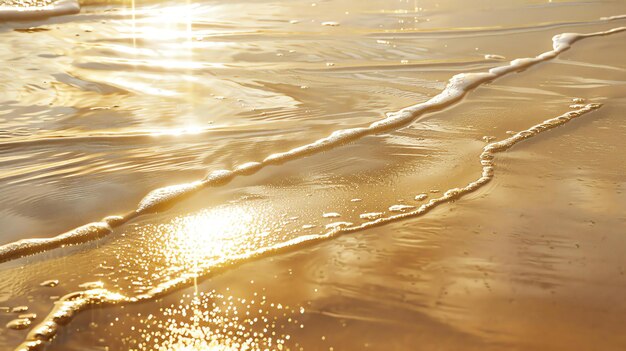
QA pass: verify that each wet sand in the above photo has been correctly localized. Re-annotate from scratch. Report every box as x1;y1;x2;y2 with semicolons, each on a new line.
1;0;625;350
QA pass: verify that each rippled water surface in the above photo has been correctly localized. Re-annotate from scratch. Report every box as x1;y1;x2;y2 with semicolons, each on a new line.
1;0;626;350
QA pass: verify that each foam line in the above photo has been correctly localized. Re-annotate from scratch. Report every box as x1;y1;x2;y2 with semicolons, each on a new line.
0;25;623;264
14;102;602;351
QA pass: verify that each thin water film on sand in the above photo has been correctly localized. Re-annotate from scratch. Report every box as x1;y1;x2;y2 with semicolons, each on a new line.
1;0;626;350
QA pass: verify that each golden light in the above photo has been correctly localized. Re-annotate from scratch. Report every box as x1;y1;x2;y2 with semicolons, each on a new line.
120;3;202;42
161;206;259;274
131;291;301;351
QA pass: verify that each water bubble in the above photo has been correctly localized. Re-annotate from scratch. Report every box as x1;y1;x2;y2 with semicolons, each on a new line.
6;318;31;330
11;306;28;313
360;212;383;220
414;194;428;201
325;222;353;229
40;280;59;287
388;204;414;212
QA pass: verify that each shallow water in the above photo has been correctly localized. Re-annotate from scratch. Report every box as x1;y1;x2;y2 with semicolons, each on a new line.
1;0;626;350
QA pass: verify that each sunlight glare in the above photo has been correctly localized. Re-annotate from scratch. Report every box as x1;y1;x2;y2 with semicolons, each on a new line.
163;206;257;273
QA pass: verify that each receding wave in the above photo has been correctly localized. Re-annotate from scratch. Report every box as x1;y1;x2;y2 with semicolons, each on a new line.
0;25;623;265
13;101;603;351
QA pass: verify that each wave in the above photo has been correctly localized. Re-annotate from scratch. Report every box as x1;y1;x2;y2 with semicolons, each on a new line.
13;101;603;351
0;25;624;265
0;0;79;21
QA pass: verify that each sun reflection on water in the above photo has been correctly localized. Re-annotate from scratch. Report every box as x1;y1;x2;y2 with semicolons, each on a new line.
114;1;224;134
121;3;201;41
128;291;303;351
162;206;259;274
110;201;291;297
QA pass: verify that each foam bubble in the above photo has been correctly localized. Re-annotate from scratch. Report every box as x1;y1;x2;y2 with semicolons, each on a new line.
389;204;415;212
40;280;59;288
414;194;428;201
322;212;341;218
325;222;353;229
484;54;506;60
11;306;28;313
360;212;383;220
6;318;31;330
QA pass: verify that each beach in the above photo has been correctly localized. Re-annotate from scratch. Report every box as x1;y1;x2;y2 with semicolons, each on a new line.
0;0;625;350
